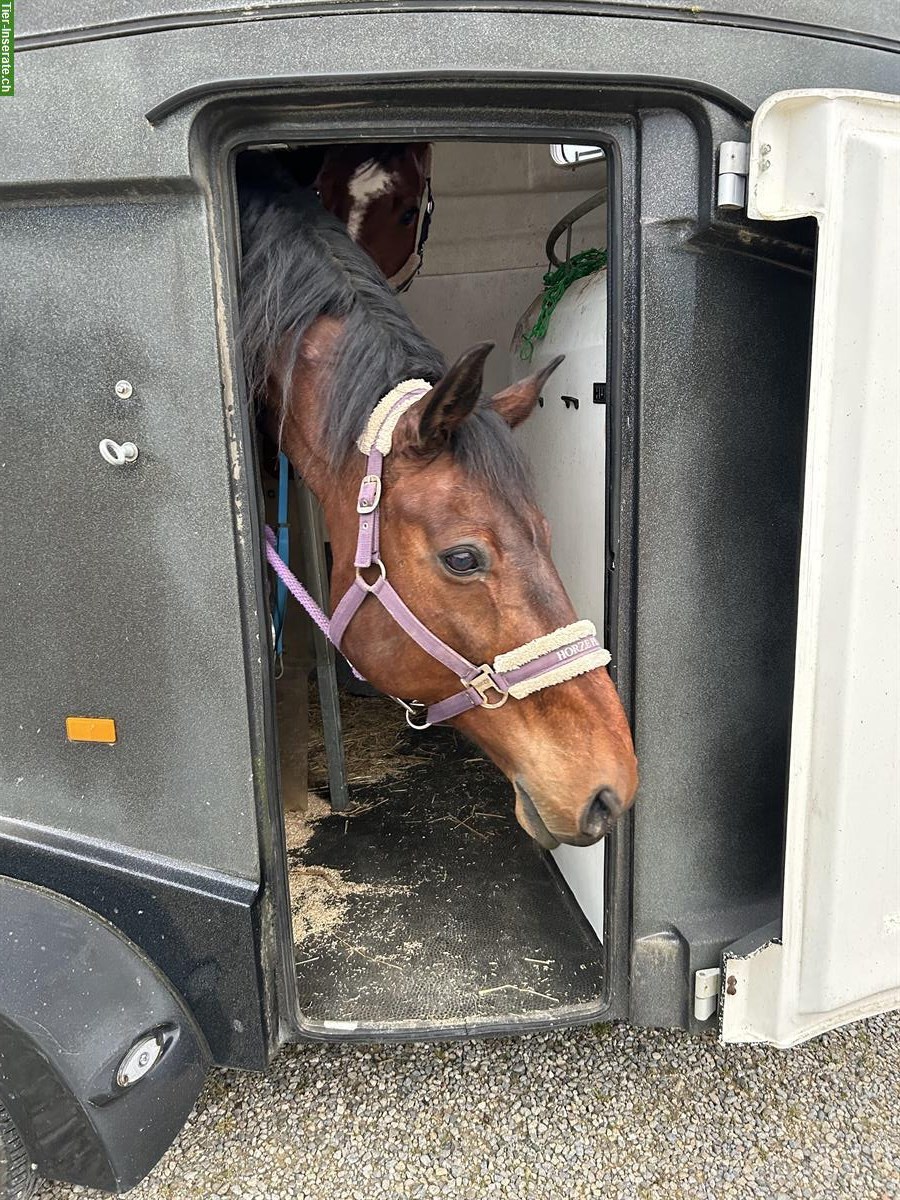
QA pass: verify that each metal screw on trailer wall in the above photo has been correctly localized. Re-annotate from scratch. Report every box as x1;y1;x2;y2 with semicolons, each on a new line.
115;379;133;399
116;1034;163;1088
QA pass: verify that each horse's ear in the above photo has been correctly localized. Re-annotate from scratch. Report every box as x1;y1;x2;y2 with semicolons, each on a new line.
314;149;351;221
396;343;494;455
490;355;565;428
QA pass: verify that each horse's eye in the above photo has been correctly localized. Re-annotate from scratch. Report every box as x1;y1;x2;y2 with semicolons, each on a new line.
440;546;484;576
399;207;419;226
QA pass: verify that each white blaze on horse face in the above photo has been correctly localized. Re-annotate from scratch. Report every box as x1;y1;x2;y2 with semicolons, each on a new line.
346;160;398;241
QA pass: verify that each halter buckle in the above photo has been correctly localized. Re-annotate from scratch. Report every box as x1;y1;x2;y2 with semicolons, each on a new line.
357;474;382;514
465;665;509;709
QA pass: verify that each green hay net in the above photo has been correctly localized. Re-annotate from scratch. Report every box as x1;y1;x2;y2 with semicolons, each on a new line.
519;247;608;362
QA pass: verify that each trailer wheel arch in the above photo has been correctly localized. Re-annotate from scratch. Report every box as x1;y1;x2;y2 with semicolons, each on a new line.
0;876;209;1194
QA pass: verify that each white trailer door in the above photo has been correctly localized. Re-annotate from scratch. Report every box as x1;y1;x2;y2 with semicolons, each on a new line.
720;90;900;1046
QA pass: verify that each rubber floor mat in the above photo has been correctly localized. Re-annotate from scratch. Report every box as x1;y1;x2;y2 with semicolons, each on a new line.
287;718;605;1031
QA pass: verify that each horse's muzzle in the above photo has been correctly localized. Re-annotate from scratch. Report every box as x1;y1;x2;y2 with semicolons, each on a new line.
515;782;626;848
580;787;625;842
514;782;560;849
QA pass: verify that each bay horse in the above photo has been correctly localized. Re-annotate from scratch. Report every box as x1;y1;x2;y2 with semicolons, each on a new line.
239;143;433;288
240;188;638;848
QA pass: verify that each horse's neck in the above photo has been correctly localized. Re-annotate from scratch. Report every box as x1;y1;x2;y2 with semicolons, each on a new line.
273;343;360;556
271;318;342;487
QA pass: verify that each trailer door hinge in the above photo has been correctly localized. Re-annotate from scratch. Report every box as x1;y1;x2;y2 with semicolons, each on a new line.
717;141;750;211
694;967;721;1021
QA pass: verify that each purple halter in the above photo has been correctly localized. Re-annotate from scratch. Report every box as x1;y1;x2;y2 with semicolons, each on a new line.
266;380;611;729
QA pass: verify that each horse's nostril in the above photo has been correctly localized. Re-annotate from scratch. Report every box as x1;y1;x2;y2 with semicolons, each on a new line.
581;788;622;838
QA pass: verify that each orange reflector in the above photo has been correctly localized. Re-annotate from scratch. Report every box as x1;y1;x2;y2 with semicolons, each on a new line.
66;716;117;744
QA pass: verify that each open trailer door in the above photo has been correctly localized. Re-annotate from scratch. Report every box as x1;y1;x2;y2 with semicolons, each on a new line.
720;90;900;1047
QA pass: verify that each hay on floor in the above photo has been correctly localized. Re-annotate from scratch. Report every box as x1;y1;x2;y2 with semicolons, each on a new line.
286;687;424;947
306;684;426;794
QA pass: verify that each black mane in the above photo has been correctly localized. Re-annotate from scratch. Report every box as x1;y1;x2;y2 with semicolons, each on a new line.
239;182;533;500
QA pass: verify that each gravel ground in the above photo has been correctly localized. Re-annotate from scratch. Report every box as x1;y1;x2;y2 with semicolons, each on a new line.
39;1012;899;1200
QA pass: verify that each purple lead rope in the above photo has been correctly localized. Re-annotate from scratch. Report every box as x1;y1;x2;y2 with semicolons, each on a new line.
263;526;365;679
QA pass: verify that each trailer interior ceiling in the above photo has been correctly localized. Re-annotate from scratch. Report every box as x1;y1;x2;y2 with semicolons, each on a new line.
231;105;813;1039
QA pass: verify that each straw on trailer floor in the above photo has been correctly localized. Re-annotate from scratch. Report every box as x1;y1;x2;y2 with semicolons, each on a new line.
286;688;604;1030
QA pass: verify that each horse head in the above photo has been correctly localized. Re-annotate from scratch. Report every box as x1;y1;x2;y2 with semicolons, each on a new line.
315;143;432;288
241;194;637;849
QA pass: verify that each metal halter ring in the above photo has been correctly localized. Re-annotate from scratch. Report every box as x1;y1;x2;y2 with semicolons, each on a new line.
404;703;432;731
389;695;433;731
355;559;387;592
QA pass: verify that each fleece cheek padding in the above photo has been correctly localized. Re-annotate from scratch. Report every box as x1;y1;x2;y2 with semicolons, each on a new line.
493;621;612;701
506;650;612;700
493;620;603;671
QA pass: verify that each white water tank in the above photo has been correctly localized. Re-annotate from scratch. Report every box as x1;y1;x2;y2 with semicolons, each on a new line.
510;269;610;938
511;269;608;631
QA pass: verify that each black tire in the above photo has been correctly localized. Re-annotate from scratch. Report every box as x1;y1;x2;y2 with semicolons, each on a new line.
0;1102;36;1200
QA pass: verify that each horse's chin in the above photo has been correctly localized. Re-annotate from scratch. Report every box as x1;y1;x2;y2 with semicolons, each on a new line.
514;782;560;850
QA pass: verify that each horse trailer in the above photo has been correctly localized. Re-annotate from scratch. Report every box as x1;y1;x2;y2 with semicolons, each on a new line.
1;2;898;1194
